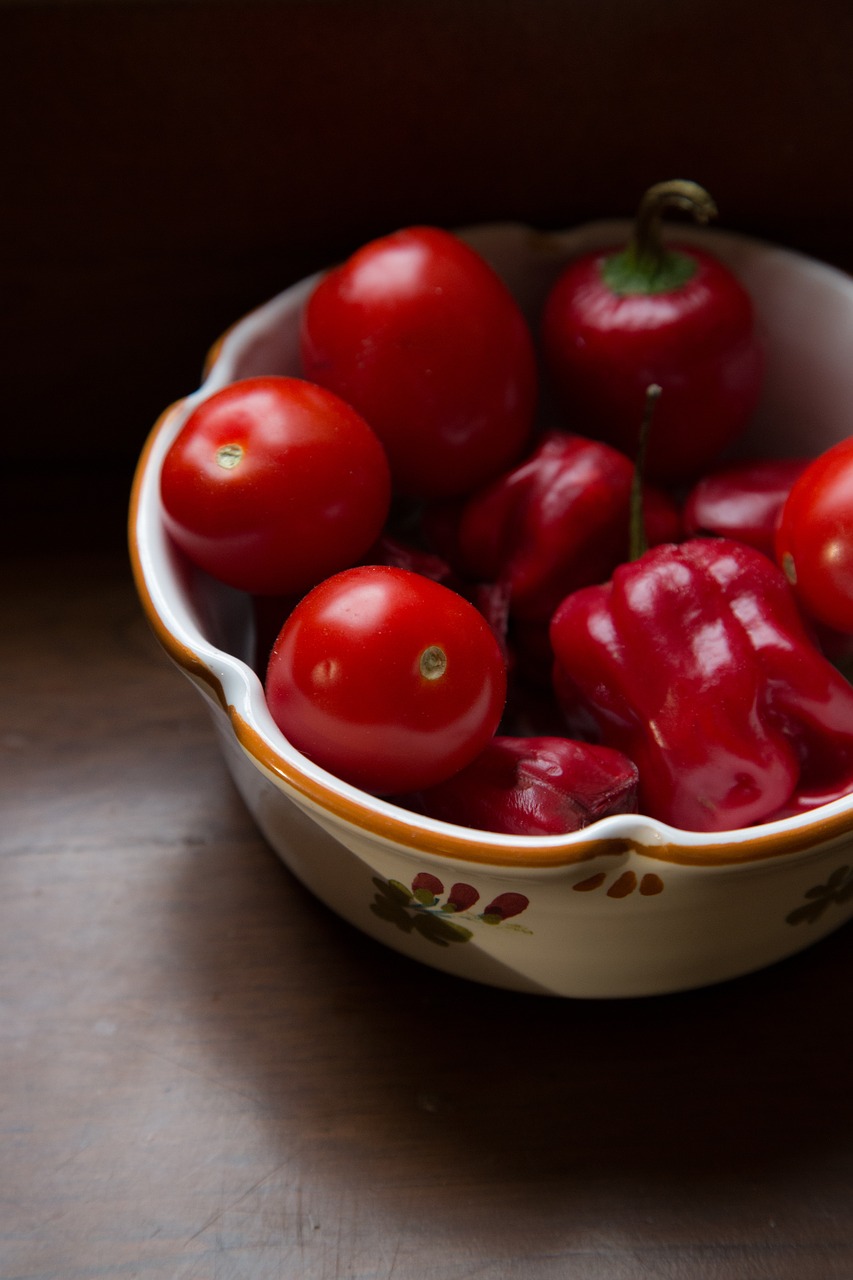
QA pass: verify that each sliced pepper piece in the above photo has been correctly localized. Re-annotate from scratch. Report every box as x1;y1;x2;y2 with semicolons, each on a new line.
550;537;853;832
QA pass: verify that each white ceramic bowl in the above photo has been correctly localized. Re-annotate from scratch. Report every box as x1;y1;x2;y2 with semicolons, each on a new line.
130;221;853;998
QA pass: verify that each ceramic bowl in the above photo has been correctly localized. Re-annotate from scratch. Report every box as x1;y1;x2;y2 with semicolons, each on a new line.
130;220;853;998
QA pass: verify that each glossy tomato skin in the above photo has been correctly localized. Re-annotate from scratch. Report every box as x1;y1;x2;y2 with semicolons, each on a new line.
776;437;853;633
160;376;391;596
299;226;537;500
265;566;507;795
541;245;763;483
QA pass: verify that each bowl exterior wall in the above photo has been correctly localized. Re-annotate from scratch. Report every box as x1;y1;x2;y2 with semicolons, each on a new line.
197;687;853;998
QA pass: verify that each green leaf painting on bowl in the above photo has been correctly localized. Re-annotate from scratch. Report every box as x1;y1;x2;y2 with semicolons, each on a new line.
369;874;531;947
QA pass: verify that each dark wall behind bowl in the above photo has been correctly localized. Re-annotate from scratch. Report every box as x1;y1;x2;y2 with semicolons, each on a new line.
4;0;853;551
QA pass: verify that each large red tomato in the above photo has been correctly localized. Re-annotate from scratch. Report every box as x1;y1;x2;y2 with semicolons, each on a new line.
265;566;507;795
299;226;537;500
160;376;391;596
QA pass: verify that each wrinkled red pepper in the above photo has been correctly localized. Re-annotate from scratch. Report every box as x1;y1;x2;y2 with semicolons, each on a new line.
454;430;681;625
398;735;639;836
549;537;853;832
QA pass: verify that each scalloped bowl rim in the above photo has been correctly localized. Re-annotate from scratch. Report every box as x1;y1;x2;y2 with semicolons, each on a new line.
129;219;853;875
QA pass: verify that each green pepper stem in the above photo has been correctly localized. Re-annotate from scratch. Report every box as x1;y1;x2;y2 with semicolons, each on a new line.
629;179;718;274
629;384;662;561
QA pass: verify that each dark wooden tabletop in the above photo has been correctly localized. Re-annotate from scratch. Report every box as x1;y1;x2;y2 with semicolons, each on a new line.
3;545;852;1279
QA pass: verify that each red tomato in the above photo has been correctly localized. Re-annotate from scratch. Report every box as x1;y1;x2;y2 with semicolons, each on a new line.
160;376;391;596
265;566;507;795
299;226;537;500
775;437;853;633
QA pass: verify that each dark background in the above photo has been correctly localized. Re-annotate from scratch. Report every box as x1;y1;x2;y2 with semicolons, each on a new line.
4;0;853;554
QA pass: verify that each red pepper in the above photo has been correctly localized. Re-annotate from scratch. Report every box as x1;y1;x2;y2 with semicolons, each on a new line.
398;735;639;836
454;429;681;625
549;537;853;832
541;180;764;483
684;457;809;557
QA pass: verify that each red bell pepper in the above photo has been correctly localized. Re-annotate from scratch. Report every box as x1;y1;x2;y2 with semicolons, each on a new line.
454;429;681;626
398;735;639;836
684;457;809;557
549;537;853;832
541;179;764;483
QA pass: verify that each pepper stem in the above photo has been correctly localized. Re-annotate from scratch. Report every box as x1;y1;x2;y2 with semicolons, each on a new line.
629;385;662;561
630;179;718;273
602;179;719;295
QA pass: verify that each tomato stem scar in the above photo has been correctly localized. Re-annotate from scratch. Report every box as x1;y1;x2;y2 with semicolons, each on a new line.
215;443;244;469
419;645;447;680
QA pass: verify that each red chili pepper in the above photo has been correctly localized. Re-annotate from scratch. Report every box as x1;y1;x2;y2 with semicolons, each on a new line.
398;735;639;836
541;180;764;483
549;537;853;832
454;430;681;625
683;457;809;557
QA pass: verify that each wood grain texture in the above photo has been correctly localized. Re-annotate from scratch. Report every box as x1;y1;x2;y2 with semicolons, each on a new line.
2;549;853;1277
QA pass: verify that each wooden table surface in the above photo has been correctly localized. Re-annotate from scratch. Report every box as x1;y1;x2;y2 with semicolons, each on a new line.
2;543;852;1280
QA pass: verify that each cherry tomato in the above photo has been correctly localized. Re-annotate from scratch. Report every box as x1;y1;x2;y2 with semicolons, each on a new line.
160;376;391;596
775;437;853;633
265;566;507;795
299;226;537;500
